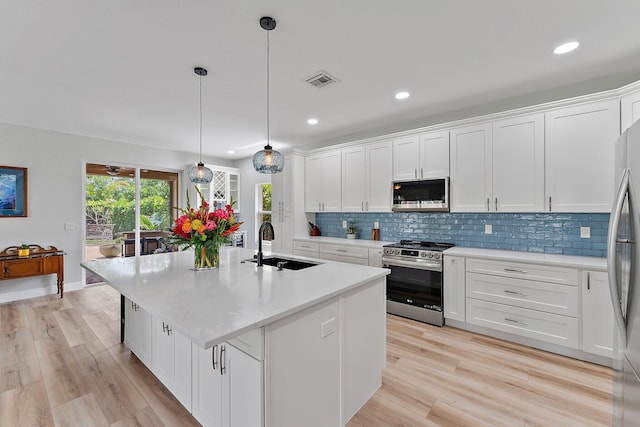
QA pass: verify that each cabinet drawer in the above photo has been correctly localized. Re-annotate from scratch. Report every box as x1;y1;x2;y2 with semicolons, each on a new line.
466;298;578;349
293;240;320;252
319;244;368;259
4;258;44;278
293;249;320;259
227;327;264;361
319;253;369;266
466;258;578;286
466;272;578;317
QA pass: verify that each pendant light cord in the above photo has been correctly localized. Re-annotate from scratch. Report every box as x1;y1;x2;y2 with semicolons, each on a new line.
199;72;203;163
266;28;271;148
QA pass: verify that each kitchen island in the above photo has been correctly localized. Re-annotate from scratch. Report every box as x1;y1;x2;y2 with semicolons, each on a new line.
82;247;388;427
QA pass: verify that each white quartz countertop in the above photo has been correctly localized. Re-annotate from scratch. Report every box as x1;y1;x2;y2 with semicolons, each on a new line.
81;247;388;349
294;236;390;249
444;246;607;270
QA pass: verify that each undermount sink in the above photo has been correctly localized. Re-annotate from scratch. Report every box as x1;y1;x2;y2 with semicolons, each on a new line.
248;256;320;270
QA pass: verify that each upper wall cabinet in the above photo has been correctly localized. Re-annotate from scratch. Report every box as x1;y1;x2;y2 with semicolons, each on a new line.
341;141;393;212
622;90;640;132
450;114;544;212
305;149;342;212
545;100;620;212
450;123;493;212
393;130;449;181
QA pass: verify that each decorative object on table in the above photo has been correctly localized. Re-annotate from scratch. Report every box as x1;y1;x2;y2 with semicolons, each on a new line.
346;221;356;240
18;243;30;257
0;165;27;217
308;221;321;236
253;16;284;174
98;242;121;258
188;67;214;184
371;221;380;241
169;187;243;270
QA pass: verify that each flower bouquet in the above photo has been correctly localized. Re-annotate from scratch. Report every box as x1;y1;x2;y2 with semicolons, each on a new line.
169;187;243;269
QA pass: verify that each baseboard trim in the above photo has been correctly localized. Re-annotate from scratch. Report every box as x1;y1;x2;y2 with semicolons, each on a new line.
0;281;84;304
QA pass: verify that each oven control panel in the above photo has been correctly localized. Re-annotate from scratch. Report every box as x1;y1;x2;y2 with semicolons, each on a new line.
383;247;441;260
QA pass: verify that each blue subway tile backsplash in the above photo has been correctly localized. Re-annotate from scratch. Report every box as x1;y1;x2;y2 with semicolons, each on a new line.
315;212;609;258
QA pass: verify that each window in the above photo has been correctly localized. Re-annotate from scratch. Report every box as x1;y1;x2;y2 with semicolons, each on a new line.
256;183;272;242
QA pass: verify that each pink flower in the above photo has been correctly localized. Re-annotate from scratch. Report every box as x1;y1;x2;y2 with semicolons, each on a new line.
214;208;229;220
205;221;217;231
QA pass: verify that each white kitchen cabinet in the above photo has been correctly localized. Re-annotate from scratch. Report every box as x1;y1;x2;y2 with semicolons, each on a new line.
271;152;306;254
341;141;392;212
622;90;640;132
492;114;545;212
450;114;544;212
124;296;152;366
305;149;341;212
368;247;383;267
582;270;614;358
191;342;263;427
393;130;449;180
545;100;619;212
443;255;465;322
450;122;493;212
198;166;241;212
152;316;192;409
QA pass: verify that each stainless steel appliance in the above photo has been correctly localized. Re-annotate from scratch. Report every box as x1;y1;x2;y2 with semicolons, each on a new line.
392;178;449;212
608;118;640;426
383;240;454;326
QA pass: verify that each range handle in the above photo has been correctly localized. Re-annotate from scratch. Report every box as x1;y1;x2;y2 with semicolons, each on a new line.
607;168;631;342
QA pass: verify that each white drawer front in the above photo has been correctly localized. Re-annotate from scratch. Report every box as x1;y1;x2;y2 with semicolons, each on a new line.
227;327;264;361
319;244;369;259
466;273;578;317
319;253;369;266
293;249;320;259
293;240;320;252
466;258;578;286
466;298;578;349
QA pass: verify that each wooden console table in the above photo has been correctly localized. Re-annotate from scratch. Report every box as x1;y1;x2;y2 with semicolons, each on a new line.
0;245;65;298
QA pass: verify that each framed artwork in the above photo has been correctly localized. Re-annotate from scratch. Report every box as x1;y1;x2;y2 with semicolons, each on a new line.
0;166;27;217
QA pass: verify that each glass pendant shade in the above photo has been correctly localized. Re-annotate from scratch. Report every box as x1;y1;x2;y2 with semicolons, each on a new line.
188;162;213;183
253;145;284;174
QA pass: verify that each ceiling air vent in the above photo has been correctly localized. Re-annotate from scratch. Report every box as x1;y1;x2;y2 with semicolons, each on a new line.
305;71;339;88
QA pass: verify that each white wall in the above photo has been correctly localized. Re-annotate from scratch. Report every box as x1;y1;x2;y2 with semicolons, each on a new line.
235;156;271;250
0;122;233;302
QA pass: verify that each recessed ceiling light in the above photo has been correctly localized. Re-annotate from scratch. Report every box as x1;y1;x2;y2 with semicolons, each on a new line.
395;91;410;100
307;118;318;125
227;150;235;154
554;41;579;55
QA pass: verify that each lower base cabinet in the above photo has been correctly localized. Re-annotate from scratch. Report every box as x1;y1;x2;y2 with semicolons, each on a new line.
152;317;192;410
191;342;263;427
582;270;614;358
124;297;152;366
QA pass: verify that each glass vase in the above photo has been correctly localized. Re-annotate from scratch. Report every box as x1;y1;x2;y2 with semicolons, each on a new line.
194;244;220;270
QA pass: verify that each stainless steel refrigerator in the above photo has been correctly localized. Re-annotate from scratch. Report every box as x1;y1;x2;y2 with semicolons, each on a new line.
608;118;640;426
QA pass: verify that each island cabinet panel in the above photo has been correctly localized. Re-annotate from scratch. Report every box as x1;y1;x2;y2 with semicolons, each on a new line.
265;297;341;427
443;255;466;322
151;316;192;410
123;297;152;366
192;340;264;427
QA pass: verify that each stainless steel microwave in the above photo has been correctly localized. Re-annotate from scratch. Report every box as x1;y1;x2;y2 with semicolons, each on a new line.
392;178;449;212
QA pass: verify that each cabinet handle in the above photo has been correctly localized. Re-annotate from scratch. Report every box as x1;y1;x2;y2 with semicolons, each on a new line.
220;345;226;375
318;202;321;211
548;196;552;211
322;202;325;211
504;289;528;297
495;197;498;211
504;317;528;326
504;268;527;274
366;201;369;211
162;322;168;333
361;201;364;211
587;272;590;290
414;168;418;179
212;344;218;370
336;249;348;253
486;198;490;211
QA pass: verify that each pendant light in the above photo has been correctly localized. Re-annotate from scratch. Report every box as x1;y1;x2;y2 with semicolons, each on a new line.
188;67;214;184
253;16;284;174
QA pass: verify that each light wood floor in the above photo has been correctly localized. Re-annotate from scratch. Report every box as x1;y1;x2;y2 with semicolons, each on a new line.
1;285;612;426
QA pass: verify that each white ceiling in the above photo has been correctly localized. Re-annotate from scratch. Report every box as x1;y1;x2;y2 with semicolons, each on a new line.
3;1;640;160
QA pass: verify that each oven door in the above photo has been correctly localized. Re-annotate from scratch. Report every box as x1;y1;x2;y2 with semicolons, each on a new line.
383;259;443;311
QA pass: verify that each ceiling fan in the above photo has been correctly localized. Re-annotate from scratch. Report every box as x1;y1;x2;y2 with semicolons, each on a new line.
106;166;120;176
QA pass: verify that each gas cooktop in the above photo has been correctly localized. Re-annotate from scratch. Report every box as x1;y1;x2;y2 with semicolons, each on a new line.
383;240;455;251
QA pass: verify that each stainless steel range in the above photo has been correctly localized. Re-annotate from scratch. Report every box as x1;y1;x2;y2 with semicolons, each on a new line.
382;240;455;326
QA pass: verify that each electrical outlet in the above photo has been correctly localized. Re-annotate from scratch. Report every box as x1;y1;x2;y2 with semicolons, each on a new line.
342;220;347;228
321;318;336;338
484;224;492;234
580;226;591;238
64;222;76;230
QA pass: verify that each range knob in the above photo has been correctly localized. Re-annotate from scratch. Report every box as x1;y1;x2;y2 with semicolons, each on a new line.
427;252;434;258
434;253;441;260
420;252;427;258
